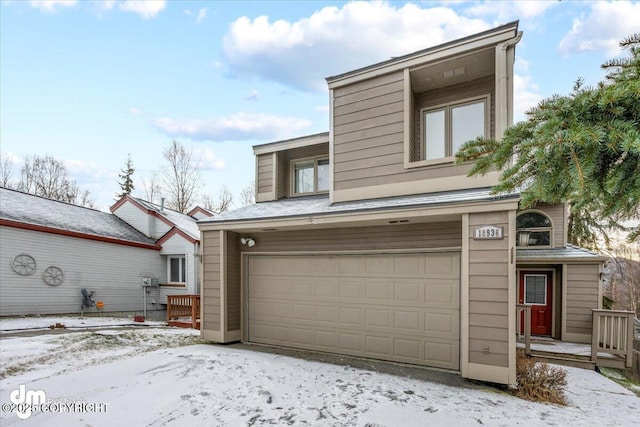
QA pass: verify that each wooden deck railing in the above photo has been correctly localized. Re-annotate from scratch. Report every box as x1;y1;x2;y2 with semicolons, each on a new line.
516;304;532;355
167;294;200;329
592;309;634;368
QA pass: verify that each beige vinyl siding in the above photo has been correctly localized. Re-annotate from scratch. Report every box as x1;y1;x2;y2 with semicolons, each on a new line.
332;71;494;194
202;230;221;331
277;152;287;199
240;221;462;253
257;154;274;196
565;263;600;340
226;231;241;331
532;203;566;247
468;211;510;368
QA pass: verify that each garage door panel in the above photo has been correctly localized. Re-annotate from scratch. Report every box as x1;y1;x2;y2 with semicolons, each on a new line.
393;255;423;275
292;304;313;321
425;340;459;370
394;310;421;331
393;280;426;303
425;311;460;338
339;280;364;298
248;252;460;370
365;335;391;355
339;307;363;326
315;305;337;323
365;281;391;300
314;279;339;297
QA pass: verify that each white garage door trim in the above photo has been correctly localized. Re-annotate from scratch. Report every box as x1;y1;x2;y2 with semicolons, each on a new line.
245;251;461;370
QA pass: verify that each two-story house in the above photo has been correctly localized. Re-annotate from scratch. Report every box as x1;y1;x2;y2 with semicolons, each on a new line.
197;22;610;386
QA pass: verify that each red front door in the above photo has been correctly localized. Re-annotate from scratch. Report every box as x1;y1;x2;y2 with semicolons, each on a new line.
519;271;553;336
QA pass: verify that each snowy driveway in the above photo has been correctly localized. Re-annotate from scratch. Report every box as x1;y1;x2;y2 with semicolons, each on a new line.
0;324;638;426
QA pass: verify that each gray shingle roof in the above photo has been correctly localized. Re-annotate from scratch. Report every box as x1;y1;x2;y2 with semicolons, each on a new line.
0;188;158;246
516;244;607;262
132;198;200;240
200;187;519;224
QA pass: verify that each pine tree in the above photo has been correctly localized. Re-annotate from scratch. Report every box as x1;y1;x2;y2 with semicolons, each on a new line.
115;154;135;199
456;34;640;248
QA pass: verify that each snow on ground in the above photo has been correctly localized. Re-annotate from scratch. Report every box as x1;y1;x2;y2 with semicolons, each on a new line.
0;315;165;332
0;327;638;426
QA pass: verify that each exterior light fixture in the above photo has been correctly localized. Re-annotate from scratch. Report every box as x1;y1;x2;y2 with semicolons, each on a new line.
240;237;255;247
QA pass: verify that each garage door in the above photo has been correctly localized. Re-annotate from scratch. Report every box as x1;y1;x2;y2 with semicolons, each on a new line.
248;252;460;370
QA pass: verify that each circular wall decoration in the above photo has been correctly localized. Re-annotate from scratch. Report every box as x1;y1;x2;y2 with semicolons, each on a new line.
42;266;64;286
11;254;37;276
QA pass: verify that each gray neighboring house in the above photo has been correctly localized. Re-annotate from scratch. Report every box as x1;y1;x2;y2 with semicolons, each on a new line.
0;187;164;316
197;22;614;386
0;188;212;317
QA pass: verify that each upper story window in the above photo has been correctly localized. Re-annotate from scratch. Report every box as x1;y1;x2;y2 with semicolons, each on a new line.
168;255;186;283
516;211;552;248
292;157;329;195
421;96;488;161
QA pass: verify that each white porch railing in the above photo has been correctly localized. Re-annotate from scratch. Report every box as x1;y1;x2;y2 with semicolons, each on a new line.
516;304;532;355
591;309;634;368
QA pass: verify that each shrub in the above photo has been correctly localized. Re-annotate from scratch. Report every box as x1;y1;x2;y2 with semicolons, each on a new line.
515;349;567;405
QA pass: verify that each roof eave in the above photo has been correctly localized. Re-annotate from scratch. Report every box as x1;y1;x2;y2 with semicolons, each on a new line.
326;20;519;89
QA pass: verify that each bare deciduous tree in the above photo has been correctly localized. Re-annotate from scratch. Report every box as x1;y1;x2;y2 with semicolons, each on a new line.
161;141;203;213
604;243;640;316
142;171;162;204
239;181;255;207
202;186;233;214
16;154;94;207
0;152;14;188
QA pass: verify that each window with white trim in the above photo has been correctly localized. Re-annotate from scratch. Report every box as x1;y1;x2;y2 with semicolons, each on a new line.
421;97;488;161
168;255;186;283
524;274;547;305
292;157;329;195
516;211;552;247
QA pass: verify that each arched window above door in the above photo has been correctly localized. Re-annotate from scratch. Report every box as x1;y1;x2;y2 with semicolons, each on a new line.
516;211;552;247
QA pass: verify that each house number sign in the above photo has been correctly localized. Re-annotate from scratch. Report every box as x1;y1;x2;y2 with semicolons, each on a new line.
474;225;504;240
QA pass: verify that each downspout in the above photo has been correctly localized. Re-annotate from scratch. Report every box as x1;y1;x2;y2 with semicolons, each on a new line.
496;31;523;137
194;241;200;295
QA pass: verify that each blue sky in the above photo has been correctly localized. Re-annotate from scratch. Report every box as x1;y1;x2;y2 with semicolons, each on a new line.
1;0;638;211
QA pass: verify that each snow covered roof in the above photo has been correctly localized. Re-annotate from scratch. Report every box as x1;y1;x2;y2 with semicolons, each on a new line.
0;188;158;246
200;188;519;224
132;198;200;240
516;244;607;262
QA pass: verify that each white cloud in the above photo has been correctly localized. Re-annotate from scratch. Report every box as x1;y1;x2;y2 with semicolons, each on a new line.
222;1;490;92
558;1;640;56
119;0;166;20
65;159;114;180
193;146;225;171
94;0;116;11
28;0;77;12
315;105;329;113
196;8;207;24
513;73;542;123
152;113;312;142
465;1;557;22
129;107;142;115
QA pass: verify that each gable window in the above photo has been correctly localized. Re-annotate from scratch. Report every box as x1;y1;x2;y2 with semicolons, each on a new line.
292;157;329;195
516;211;552;247
168;255;186;283
421;97;488;161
